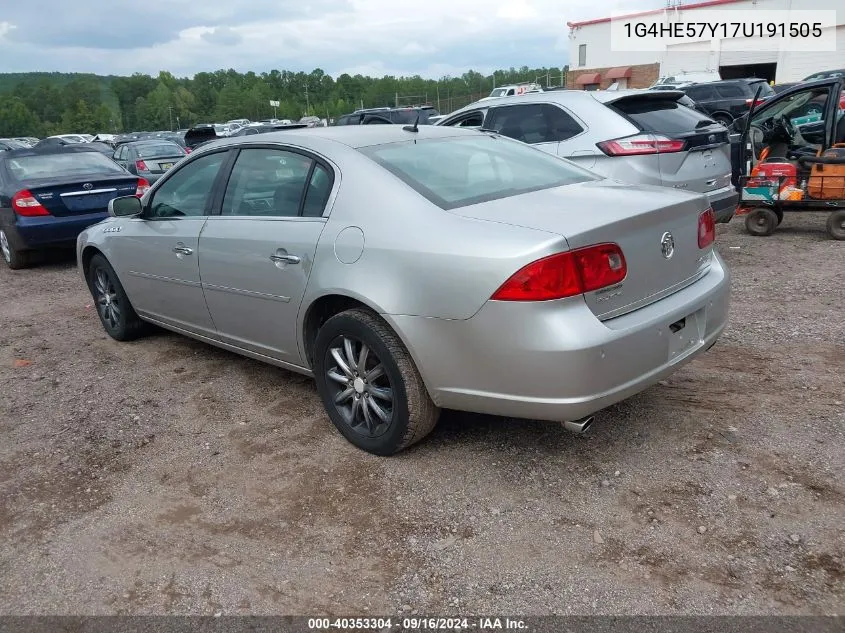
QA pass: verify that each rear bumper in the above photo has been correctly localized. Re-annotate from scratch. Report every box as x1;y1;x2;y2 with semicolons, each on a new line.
13;211;109;249
387;251;730;422
707;186;739;223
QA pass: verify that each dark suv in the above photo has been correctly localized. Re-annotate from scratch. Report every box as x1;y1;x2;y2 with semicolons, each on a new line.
334;106;441;126
682;79;775;127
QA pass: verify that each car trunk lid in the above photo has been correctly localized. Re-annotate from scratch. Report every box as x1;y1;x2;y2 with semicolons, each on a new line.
138;154;183;174
25;175;139;217
451;180;714;320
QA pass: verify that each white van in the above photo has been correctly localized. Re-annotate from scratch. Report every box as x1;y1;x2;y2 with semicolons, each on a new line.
650;70;721;89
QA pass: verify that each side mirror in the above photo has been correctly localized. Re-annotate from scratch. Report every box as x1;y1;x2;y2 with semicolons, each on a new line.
108;196;142;218
731;115;747;132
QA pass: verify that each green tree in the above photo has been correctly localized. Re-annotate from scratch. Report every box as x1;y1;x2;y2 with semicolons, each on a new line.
0;97;42;136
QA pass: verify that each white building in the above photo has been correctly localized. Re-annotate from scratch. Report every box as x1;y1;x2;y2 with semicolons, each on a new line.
566;0;845;89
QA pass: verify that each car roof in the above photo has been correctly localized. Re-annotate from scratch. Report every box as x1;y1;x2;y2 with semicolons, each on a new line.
200;124;477;151
590;88;684;103
449;89;608;114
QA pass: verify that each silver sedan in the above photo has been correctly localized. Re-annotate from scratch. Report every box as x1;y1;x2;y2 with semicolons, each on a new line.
76;126;730;455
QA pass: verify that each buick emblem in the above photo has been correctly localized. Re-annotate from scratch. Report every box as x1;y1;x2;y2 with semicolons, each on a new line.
82;183;93;190
708;134;716;143
660;231;675;259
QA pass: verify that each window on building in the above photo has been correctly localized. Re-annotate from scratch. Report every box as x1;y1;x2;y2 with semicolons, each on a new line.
578;44;587;67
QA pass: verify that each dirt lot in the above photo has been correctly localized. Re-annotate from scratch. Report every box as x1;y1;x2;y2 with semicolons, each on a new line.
0;214;843;616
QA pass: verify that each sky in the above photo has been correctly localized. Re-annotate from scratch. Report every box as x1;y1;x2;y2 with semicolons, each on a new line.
0;0;658;79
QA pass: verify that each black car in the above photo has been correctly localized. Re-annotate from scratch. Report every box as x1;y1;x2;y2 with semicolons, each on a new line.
681;78;775;127
0;145;143;269
334;106;441;126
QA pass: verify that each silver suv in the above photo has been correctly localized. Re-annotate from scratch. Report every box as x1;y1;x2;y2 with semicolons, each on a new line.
436;89;737;222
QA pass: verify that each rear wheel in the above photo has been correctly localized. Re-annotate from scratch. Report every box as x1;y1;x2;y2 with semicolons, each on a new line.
87;254;147;341
313;308;439;455
744;207;778;236
712;113;733;128
827;210;845;240
0;228;31;270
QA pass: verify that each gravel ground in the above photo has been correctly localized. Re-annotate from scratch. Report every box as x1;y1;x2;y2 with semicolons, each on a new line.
0;213;843;616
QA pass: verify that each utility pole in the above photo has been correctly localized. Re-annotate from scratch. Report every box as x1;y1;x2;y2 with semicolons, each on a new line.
168;106;173;131
395;92;399;108
436;85;441;111
305;83;310;116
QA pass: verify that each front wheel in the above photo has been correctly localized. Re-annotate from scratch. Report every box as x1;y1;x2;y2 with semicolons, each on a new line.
313;308;440;455
744;207;779;237
827;209;845;240
87;254;148;341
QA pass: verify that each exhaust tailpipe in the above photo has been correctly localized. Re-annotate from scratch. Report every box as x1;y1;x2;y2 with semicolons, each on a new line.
562;416;594;434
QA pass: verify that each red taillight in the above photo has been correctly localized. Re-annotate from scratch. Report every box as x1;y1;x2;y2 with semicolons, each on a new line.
698;207;716;249
135;178;151;197
597;134;686;156
11;190;50;216
135;159;149;171
184;147;192;154
491;243;627;302
745;98;765;106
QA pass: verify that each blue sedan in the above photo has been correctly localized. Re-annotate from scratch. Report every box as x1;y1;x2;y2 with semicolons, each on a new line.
0;145;147;269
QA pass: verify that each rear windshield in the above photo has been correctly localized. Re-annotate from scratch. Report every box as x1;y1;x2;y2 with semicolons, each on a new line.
749;81;775;97
611;98;715;134
358;135;598;210
136;143;185;158
4;152;125;180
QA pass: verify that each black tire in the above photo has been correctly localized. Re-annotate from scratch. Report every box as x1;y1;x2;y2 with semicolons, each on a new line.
0;228;31;270
313;307;440;455
744;207;778;237
713;113;733;128
87;254;147;341
827;209;845;240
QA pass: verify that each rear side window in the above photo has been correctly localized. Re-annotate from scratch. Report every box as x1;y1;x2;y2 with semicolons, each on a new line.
485;104;584;144
716;85;746;98
359;135;597;210
611;98;715;134
686;86;715;100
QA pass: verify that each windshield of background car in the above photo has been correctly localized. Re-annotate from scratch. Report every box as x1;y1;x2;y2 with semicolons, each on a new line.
4;152;126;179
359;135;599;210
752;88;830;127
136;142;185;158
489;88;507;97
750;81;775;97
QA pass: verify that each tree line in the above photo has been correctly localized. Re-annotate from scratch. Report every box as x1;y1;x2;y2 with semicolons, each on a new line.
0;66;567;138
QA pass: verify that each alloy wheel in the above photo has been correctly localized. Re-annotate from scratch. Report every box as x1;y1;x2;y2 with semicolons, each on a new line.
93;267;121;330
325;335;395;438
0;230;10;263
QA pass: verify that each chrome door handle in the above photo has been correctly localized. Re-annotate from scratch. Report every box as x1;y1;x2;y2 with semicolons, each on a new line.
173;245;193;255
270;254;300;264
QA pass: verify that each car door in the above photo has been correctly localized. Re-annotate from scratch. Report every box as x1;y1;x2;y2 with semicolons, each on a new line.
112;145;128;169
198;146;334;365
739;79;844;174
108;149;231;337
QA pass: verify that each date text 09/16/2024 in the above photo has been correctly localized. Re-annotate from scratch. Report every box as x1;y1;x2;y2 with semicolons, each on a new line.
307;617;529;630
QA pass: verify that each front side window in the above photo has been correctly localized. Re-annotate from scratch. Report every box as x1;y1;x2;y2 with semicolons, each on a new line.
147;151;226;218
359;135;598;210
485;104;584;144
443;111;485;129
221;148;313;217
